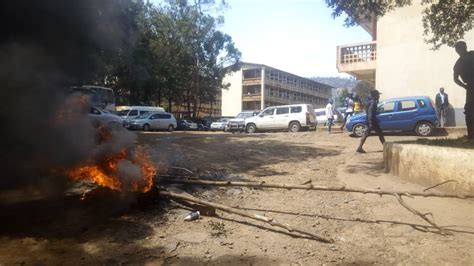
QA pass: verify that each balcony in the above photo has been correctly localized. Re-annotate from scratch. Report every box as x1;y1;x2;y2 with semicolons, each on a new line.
242;93;262;102
242;77;261;86
337;41;376;83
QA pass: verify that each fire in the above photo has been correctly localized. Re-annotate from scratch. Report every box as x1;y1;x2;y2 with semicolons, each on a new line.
67;147;156;192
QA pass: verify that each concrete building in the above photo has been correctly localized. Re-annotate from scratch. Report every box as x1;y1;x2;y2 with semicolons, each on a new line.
336;0;474;126
221;62;333;116
172;92;222;119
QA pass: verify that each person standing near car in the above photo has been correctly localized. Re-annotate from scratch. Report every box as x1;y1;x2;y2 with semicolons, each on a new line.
357;90;386;153
340;95;354;131
325;98;335;134
453;41;474;141
353;96;362;114
435;87;449;127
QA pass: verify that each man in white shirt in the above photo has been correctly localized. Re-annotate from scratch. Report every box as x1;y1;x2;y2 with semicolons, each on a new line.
325;99;335;134
340;95;355;131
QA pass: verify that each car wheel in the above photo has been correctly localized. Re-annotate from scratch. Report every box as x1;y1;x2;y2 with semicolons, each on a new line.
415;121;433;136
167;125;174;132
246;123;257;133
352;123;367;137
289;121;301;132
143;124;150;131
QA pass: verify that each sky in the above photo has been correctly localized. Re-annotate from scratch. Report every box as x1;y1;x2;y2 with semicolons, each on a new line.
152;0;372;78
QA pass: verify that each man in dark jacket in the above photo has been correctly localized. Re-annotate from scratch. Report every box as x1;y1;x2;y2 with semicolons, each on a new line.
357;90;386;153
453;41;474;141
435;87;449;127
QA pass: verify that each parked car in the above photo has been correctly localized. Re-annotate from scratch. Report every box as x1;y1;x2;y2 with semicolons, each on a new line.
346;96;438;137
89;106;124;128
315;107;343;126
117;106;165;121
245;104;317;133
126;112;177;131
192;118;211;131
176;119;198;131
226;111;260;133
210;118;230;131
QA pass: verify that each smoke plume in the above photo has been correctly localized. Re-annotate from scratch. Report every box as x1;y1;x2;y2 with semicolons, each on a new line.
0;0;137;192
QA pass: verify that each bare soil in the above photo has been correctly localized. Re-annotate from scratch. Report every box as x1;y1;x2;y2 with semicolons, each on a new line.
1;129;473;265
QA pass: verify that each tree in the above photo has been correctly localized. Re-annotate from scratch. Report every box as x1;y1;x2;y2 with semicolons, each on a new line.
325;0;473;49
353;81;374;104
153;0;241;117
337;88;351;107
99;0;241;114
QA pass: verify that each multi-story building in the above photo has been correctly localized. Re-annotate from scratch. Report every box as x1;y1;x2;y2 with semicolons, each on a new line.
171;91;222;119
221;62;333;116
336;0;474;126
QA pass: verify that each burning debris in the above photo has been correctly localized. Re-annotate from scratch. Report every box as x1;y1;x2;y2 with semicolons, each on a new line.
67;146;156;193
0;0;138;194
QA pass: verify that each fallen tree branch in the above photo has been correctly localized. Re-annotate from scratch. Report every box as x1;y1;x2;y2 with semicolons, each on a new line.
393;193;450;235
169;167;194;175
158;190;333;243
423;180;458;192
232;206;474;235
160;178;474;199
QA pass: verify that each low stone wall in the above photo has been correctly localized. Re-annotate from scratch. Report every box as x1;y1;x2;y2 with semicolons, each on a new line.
384;143;474;194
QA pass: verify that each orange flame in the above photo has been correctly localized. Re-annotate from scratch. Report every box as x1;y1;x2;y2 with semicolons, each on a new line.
67;147;156;192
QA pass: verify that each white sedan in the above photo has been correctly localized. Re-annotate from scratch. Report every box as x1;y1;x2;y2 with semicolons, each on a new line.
210;118;229;131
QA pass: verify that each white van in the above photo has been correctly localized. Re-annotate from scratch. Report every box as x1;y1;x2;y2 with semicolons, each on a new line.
245;104;317;133
116;106;165;120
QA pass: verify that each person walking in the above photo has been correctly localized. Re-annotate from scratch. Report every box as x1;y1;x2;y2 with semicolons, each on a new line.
453;41;474;141
357;90;386;153
325;99;335;134
340;95;355;131
353;96;362;114
435;87;449;127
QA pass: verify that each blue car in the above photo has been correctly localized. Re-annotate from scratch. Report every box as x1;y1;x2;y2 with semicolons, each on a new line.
346;96;438;137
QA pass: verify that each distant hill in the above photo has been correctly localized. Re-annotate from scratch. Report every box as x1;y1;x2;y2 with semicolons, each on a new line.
310;76;358;89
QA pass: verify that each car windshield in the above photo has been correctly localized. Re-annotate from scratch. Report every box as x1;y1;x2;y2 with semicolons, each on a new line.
236;112;253;119
316;111;325;116
117;109;130;116
135;113;150;119
217;118;228;122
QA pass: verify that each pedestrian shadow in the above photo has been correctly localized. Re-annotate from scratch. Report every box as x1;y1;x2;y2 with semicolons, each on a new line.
344;158;385;177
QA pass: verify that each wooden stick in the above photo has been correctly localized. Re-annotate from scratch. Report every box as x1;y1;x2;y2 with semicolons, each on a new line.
159;190;333;243
169;167;194;175
160;178;474;199
423;180;458;192
393;193;449;235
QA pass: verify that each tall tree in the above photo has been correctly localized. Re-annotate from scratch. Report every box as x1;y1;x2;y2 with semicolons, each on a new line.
325;0;473;49
155;0;241;117
353;81;374;104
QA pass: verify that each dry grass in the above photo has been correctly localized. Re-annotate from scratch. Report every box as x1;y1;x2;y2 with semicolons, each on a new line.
411;137;474;149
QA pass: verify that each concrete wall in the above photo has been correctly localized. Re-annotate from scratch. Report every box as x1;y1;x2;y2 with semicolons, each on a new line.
384;143;474;194
376;0;474;126
221;69;243;117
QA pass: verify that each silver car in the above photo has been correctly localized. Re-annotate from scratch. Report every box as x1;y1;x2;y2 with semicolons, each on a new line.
89;106;124;128
210;118;229;131
127;112;177;131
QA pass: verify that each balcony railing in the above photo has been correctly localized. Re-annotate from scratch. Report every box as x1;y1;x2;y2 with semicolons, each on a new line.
339;41;376;64
337;41;376;83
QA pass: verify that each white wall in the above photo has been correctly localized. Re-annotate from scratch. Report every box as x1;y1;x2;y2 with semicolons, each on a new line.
221;69;243;116
376;0;474;126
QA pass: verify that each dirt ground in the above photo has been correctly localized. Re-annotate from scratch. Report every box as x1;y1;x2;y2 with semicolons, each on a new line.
1;129;473;265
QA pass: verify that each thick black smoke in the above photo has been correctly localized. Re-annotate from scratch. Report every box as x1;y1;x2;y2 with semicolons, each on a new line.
0;0;137;191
